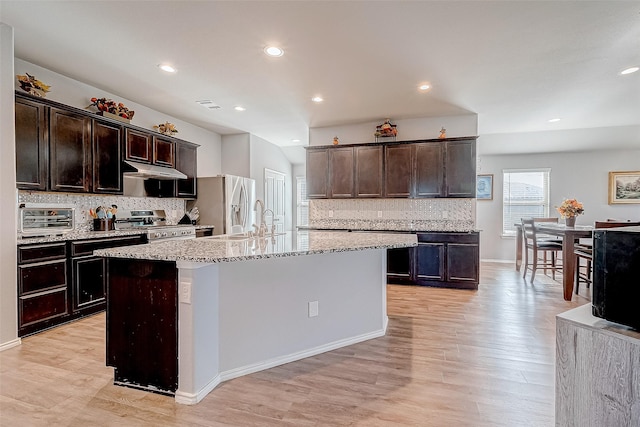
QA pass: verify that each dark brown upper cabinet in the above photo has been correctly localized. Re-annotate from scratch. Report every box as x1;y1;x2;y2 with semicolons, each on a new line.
329;147;355;198
355;145;383;198
306;148;330;198
49;108;92;193
384;144;413;197
153;136;175;167
92;120;123;194
305;137;477;200
445;139;476;198
175;141;198;198
414;142;444;198
15;96;48;190
125;128;152;163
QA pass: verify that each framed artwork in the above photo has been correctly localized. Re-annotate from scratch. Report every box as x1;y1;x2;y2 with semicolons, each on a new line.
608;171;640;204
476;174;493;200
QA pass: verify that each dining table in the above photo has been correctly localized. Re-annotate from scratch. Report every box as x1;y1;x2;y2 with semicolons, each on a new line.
515;222;593;301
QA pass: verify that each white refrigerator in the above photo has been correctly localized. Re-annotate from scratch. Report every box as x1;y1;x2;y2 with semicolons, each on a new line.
188;175;256;235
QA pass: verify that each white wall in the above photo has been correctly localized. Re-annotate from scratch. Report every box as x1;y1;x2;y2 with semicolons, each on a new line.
14;59;223;177
477;149;640;261
221;134;250;177
250;134;293;231
309;114;478;146
0;23;19;350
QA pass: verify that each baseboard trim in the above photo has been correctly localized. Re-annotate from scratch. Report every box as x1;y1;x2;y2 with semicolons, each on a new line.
175;374;222;405
0;338;21;352
219;327;386;384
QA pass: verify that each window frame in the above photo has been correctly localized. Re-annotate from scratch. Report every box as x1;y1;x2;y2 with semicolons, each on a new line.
502;168;551;237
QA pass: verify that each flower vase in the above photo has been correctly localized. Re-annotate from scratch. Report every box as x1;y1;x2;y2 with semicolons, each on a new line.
565;217;576;227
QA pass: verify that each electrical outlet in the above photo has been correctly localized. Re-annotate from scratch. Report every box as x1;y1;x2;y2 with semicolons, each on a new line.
377;210;383;218
180;281;191;304
328;210;334;218
308;301;319;317
442;211;449;219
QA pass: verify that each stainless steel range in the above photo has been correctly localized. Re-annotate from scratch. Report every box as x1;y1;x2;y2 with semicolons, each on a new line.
115;209;196;243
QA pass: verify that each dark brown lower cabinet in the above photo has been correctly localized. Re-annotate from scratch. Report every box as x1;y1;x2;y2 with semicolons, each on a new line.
387;232;479;290
17;234;147;337
18;242;69;336
106;259;178;395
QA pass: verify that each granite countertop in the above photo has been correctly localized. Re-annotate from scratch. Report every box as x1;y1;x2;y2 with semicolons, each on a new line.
94;231;418;263
297;226;481;233
17;229;149;245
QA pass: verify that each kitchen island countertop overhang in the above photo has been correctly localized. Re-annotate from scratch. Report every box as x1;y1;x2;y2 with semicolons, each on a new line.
96;231;417;404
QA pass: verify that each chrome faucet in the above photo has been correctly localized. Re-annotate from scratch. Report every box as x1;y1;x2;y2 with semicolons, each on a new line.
253;199;267;237
263;209;275;236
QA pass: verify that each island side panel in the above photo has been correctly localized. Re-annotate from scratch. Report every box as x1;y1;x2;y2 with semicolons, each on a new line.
217;249;387;374
106;258;178;395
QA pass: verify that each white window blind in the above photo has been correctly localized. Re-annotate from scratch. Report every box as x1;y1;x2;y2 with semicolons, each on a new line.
296;177;309;226
502;168;551;235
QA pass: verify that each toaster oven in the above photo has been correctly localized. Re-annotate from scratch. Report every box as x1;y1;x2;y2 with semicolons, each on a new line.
19;203;75;235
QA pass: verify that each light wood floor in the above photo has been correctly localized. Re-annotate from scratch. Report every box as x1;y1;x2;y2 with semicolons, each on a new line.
0;262;590;426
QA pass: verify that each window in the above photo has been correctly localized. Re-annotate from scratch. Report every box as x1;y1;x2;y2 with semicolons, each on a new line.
502;168;551;236
296;176;309;227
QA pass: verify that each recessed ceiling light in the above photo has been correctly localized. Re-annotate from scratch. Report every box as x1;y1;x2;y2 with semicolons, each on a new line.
158;64;177;73
264;46;284;57
311;96;323;103
548;118;561;123
419;84;431;91
291;139;301;143
620;66;639;75
234;106;246;111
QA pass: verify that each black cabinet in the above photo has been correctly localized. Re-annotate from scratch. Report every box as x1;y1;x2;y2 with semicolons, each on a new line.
49;108;92;192
93;120;123;193
153;136;175;167
175;141;198;198
388;232;479;289
15;96;48;190
17;242;69;336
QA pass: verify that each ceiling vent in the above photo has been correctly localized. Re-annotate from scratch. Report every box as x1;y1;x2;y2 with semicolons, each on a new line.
196;100;221;110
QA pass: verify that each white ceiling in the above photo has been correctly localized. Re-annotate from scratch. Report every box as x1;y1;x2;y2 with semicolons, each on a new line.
2;1;639;161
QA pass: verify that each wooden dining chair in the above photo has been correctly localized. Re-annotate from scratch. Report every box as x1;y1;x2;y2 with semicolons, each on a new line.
574;220;640;293
522;218;563;283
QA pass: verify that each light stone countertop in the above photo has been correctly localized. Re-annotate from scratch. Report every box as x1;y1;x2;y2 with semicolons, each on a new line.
94;231;418;263
17;229;149;245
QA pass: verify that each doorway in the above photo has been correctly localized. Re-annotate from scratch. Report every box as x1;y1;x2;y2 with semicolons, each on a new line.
264;168;286;233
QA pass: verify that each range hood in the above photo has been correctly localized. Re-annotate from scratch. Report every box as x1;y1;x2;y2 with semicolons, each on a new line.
123;160;187;180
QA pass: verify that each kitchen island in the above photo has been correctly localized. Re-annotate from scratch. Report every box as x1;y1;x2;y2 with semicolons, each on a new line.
95;231;417;404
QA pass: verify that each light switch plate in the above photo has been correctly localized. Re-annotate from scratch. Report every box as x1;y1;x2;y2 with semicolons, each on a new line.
180;281;191;304
308;301;319;317
328;210;334;218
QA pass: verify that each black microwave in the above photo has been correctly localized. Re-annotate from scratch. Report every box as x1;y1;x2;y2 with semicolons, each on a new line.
592;226;640;330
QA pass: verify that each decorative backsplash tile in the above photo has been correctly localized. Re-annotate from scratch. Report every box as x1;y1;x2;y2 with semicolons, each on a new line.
18;191;186;231
309;198;476;231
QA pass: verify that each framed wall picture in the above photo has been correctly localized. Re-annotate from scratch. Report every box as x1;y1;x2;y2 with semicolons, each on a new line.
608;171;640;204
476;174;493;200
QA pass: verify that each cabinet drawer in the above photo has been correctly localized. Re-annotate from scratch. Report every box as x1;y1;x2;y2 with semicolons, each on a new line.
19;288;69;326
71;235;146;257
417;232;479;244
18;259;67;295
18;242;66;264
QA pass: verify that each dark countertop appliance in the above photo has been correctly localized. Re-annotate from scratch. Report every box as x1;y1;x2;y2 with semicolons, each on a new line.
592;226;640;330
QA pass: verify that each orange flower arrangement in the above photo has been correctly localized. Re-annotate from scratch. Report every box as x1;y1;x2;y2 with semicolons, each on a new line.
87;97;134;120
556;198;584;218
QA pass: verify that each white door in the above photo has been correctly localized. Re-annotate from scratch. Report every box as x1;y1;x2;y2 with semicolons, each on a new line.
264;168;286;233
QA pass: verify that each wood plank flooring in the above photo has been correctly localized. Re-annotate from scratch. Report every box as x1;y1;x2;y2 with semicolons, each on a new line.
0;262;590;426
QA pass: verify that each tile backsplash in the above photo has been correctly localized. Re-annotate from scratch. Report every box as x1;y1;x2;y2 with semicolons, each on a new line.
309;198;476;231
18;191;186;231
